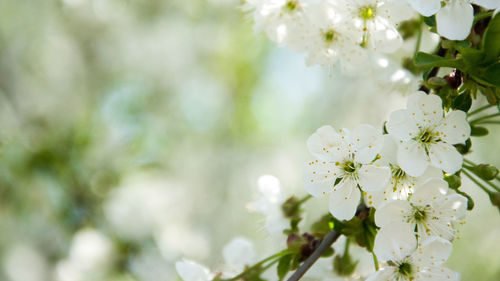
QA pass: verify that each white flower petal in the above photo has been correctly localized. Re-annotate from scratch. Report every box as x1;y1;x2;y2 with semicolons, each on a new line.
472;0;500;10
366;267;397;281
436;0;474;40
436;110;471;145
175;259;211;281
370;18;403;53
329;179;360;221
223;237;255;270
375;199;412;228
307;125;345;161
352;124;384;164
357;164;391;191
412;237;453;267
379;134;399;165
428;142;463;174
407;92;444;127
436;193;468;221
415;166;444;185
414;266;460;281
397;139;429;177
410;178;448;205
387;109;419;141
304;160;341;197
374;222;417;262
407;0;442;16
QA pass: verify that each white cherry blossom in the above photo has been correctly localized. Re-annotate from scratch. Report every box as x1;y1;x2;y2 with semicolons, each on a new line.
175;259;213;281
375;177;467;242
386;91;470;177
406;0;500;40
244;0;311;47
247;175;289;234
304;124;391;220
345;0;413;53
369;223;460;281
299;0;368;71
363;135;443;208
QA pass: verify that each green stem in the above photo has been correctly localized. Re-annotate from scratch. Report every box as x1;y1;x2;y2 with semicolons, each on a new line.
477;121;500;125
463;165;500;192
224;250;290;281
467;104;494;117
474;11;494;24
414;19;423;57
462;169;493;195
372;252;379;271
469;112;500;124
297;194;312;205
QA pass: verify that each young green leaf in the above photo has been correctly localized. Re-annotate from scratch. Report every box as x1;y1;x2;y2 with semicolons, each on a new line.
483;12;500;62
277;254;293;281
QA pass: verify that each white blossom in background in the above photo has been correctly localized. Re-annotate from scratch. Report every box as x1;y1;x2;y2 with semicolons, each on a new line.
54;229;113;281
375;178;467;242
363;135;442;208
304;124;391;220
370;223;460;281
243;0;310;46
175;259;213;281
345;0;413;53
176;237;255;281
246;175;289;234
244;0;416;71
299;0;368;72
406;0;500;40
222;237;256;273
386;91;470;177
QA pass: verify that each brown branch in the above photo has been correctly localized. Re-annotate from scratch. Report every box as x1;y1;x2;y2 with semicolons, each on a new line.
287;228;341;281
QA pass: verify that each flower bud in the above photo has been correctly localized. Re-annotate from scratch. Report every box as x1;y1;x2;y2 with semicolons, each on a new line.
444;174;461;189
281;196;300;218
444;70;462;89
474;164;499;181
286;234;305;253
489;192;500;210
427;77;448;88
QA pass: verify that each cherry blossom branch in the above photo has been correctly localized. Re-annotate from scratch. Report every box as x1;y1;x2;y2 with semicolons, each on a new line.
287;228;341;281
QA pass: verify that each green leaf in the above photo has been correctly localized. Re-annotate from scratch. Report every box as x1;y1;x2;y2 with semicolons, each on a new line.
470;126;489;137
452;92;472;112
483;12;500;62
414;52;464;69
277;254;293;281
477;63;500;87
459;48;487;67
423;15;436;27
454;138;471;154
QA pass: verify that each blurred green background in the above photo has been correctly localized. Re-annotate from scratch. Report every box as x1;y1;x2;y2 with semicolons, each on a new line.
0;0;499;280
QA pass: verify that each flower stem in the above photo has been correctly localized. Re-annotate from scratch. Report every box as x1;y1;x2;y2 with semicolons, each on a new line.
414;18;423;57
467;104;494;117
297;194;312;205
372;252;379;271
462;169;493;195
287;228;341;281
463;165;500;192
474;11;494;24
469;112;500;125
224;250;291;281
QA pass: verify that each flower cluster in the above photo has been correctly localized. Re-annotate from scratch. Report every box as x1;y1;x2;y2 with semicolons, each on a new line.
405;0;500;40
304;91;471;280
244;0;413;70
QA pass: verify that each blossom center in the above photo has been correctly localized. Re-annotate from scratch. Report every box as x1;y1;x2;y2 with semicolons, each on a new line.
392;166;406;181
323;29;337;43
398;262;413;277
418;130;434;143
359;6;376;20
342;161;359;174
284;0;298;13
413;207;427;222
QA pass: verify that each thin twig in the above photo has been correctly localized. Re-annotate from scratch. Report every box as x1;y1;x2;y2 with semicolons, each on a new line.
287;229;341;281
